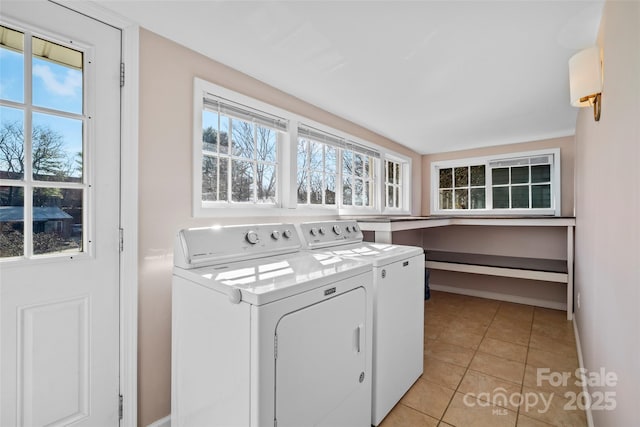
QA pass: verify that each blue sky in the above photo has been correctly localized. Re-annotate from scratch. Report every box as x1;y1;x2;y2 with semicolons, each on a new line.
0;45;83;173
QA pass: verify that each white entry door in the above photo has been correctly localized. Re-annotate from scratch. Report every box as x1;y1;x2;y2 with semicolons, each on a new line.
0;1;121;426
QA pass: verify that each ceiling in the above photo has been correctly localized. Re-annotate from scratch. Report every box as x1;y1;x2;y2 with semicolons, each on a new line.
92;0;604;155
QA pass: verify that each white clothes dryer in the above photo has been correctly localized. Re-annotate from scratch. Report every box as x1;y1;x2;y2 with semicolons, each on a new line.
297;220;425;426
171;223;373;427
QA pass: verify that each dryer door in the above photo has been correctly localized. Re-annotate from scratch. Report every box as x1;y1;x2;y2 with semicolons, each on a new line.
275;287;368;427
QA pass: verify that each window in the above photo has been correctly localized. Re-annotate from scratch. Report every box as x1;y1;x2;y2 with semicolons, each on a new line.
193;78;411;216
490;156;553;210
197;92;288;209
384;159;403;209
1;25;87;258
438;165;486;210
297;124;379;210
296;137;337;206
431;149;560;215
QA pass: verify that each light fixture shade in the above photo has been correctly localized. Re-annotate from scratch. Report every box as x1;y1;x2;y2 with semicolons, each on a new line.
569;46;602;107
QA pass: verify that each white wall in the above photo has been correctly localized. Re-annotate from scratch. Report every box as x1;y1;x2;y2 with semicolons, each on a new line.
574;1;640;425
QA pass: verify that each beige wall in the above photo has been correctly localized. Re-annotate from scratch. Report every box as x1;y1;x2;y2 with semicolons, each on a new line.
421;135;576;217
137;29;421;426
574;1;640;426
418;136;575;307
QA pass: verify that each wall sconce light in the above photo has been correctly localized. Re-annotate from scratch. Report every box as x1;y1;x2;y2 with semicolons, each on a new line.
569;46;603;121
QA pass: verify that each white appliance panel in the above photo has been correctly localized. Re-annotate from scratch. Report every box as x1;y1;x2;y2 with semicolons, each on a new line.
172;276;251;427
372;253;425;424
275;287;368;427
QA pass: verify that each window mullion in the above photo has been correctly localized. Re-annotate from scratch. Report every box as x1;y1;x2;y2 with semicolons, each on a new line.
253;124;257;203
23;30;33;258
227;117;232;202
305;141;311;204
321;145;326;205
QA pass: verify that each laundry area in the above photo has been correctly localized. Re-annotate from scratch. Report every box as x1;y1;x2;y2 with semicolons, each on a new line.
0;1;638;427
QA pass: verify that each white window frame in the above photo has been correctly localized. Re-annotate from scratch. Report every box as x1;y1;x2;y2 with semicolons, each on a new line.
193;78;294;217
193;77;412;217
430;148;561;216
382;153;412;215
0;21;93;262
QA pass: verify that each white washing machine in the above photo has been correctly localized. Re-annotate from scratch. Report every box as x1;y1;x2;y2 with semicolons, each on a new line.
297;220;424;426
171;223;373;427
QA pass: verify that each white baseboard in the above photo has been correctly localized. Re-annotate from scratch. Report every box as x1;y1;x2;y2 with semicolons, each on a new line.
147;415;170;427
573;318;595;427
429;284;567;311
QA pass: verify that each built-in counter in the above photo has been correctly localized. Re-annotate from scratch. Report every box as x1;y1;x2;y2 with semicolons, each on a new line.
354;216;576;320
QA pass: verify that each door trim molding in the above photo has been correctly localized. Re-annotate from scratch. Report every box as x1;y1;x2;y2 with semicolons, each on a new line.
52;2;140;426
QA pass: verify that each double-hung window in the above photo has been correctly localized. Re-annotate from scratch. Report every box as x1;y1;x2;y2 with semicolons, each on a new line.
196;89;288;212
431;149;561;215
296;127;337;206
297;124;379;210
384;158;405;210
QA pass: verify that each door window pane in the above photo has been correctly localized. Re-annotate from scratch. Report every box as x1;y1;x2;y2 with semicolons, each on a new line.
32;36;83;114
511;185;529;208
0;186;24;258
0;106;25;179
0;26;25;103
32;112;83;182
32;187;82;255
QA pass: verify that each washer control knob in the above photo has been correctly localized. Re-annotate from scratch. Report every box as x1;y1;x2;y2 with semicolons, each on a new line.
271;230;281;240
319;226;326;235
310;227;319;237
353;224;359;232
345;225;352;233
282;229;292;239
333;225;342;235
245;230;259;244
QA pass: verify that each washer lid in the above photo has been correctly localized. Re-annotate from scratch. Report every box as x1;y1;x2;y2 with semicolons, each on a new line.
173;250;371;305
316;242;424;267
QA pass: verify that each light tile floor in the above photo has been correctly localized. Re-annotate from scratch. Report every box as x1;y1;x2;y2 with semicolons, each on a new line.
380;291;587;427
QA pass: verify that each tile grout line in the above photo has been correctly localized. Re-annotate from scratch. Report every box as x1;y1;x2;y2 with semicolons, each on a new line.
435;297;503;426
